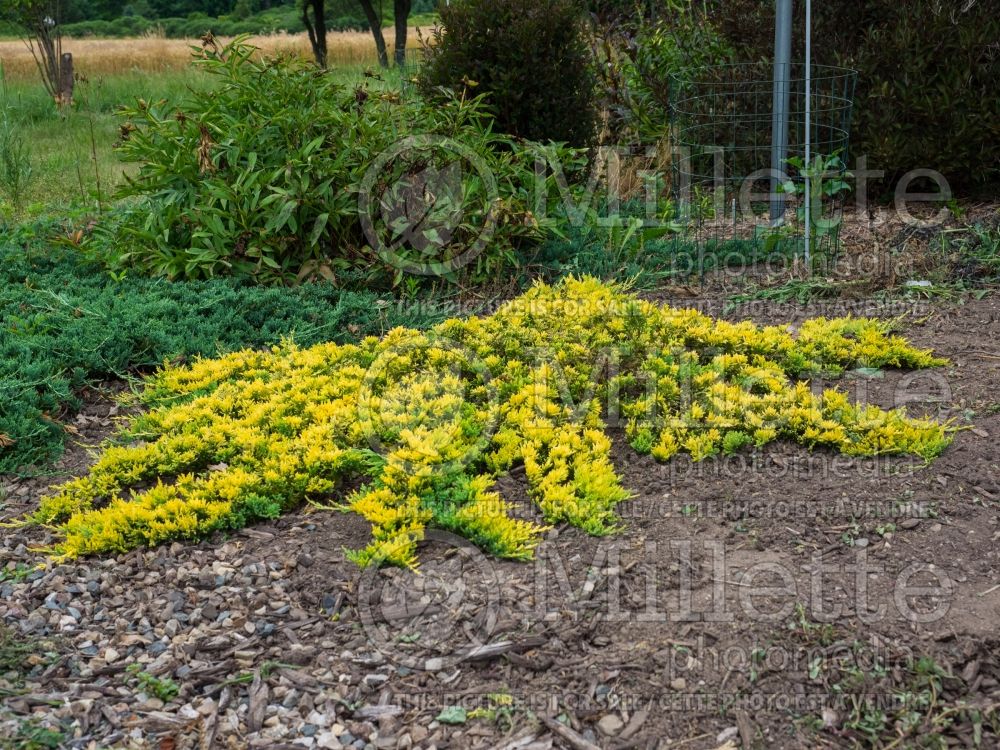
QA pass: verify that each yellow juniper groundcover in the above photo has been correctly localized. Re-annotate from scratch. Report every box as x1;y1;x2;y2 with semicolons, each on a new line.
33;277;951;568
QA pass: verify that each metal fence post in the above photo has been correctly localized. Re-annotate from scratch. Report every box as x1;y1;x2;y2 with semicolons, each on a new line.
769;0;792;225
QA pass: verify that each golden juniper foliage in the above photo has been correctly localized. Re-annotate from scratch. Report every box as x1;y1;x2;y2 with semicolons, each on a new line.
34;278;951;568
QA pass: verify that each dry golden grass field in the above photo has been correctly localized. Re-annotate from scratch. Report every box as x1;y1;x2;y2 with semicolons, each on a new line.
0;29;423;79
0;30;427;216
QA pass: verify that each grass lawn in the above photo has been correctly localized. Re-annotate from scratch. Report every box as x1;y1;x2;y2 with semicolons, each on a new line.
0;38;420;221
1;69;211;215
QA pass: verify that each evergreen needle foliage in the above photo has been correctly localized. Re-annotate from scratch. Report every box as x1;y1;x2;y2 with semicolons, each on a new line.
0;227;446;473
33;278;951;568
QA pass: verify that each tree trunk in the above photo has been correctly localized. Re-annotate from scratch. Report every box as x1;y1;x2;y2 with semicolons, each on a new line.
393;0;411;67
57;52;73;107
302;0;328;68
30;20;59;99
357;0;389;68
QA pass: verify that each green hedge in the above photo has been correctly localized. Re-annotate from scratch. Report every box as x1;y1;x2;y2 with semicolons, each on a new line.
60;6;366;38
58;2;439;40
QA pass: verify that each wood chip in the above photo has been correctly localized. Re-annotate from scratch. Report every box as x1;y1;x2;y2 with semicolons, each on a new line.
246;669;267;733
353;704;404;720
463;635;548;662
199;712;219;750
539;716;601;750
489;730;552;750
735;709;754;748
619;708;649;740
276;667;317;688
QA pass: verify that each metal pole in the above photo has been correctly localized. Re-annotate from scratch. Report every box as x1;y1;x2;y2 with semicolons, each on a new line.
804;0;812;267
769;0;793;225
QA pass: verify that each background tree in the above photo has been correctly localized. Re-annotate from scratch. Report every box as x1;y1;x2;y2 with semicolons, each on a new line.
301;0;327;67
0;0;74;105
300;0;412;69
354;0;412;68
355;0;388;67
392;0;410;66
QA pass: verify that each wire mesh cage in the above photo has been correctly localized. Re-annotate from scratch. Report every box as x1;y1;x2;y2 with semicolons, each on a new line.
668;62;857;268
398;46;424;88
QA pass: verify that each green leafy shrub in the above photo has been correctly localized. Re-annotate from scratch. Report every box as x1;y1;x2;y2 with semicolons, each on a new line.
0;225;451;474
586;0;654;25
620;3;733;144
706;0;1000;191
418;0;598;147
94;40;572;285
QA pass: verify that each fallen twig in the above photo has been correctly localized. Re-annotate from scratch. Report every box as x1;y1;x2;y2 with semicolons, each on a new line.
539;716;602;750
